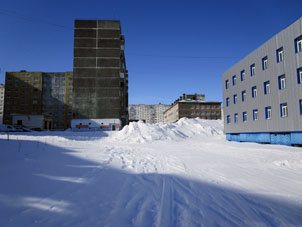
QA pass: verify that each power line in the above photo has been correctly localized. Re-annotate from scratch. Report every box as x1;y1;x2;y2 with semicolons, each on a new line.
127;53;241;59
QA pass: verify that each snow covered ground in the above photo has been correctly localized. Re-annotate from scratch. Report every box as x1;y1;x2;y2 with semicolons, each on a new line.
0;118;302;226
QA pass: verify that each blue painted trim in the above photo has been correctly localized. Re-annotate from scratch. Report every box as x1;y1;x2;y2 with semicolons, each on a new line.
226;132;302;146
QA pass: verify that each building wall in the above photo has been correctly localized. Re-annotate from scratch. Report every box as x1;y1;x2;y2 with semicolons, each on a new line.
42;72;73;130
0;84;4;124
164;103;179;123
4;71;43;125
222;18;302;134
73;20;128;126
4;71;72;130
178;102;221;120
129;104;170;123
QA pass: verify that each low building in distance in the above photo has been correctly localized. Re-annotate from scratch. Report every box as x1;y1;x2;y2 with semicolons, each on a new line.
129;104;171;123
0;84;4;124
3;71;73;130
164;93;221;123
222;18;302;146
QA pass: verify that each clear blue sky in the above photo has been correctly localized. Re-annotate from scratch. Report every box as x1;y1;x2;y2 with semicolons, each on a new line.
0;0;301;104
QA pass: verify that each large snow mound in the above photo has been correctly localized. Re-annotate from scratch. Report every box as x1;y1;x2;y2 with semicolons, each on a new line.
110;118;223;143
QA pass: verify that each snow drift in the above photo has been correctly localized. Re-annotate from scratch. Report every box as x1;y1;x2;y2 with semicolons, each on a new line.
110;118;223;143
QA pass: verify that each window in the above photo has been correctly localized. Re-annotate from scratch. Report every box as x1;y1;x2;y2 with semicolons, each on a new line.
33;83;39;87
297;67;302;84
33;100;38;104
265;106;272;119
234;113;238;124
276;47;284;63
226;97;230;107
295;35;302;53
34;77;39;81
68;83;73;87
250;64;255;76
280;103;288;118
226;115;231;124
232;75;236;86
225;80;229;89
68;100;72;104
68;94;72;98
300;100;302;115
68;88;72;92
252;86;257;98
262;56;268;70
242;90;246;102
233;94;237;104
278;75;286;90
243;112;247;122
253;109;258;121
241;70;245;81
264;81;270;95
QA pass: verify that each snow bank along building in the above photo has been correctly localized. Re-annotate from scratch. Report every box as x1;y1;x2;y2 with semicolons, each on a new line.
164;94;221;123
222;18;302;146
0;84;4;124
72;20;128;131
129;104;171;123
3;71;73;130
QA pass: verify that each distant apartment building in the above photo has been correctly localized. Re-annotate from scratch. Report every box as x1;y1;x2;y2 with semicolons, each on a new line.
0;84;4;124
72;20;128;131
222;18;302;146
129;104;171;123
164;93;221;123
3;71;73;130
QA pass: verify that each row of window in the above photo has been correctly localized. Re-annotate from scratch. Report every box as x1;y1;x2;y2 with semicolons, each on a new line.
226;101;302;124
225;69;302;107
225;35;302;89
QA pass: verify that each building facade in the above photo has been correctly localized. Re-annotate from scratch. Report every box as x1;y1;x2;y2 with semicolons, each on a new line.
164;94;221;123
222;18;302;146
0;84;4;124
72;20;128;130
3;71;73;130
129;104;171;123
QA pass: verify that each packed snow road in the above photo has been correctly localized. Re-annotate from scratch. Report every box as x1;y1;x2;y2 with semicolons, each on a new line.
0;119;302;226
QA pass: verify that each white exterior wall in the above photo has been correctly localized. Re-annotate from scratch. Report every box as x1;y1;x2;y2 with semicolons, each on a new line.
71;119;121;131
12;115;44;129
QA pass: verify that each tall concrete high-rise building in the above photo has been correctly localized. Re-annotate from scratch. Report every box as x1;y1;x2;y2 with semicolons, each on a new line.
72;20;128;130
222;18;302;146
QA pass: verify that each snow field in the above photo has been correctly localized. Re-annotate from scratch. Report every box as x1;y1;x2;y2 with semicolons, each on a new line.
0;118;302;226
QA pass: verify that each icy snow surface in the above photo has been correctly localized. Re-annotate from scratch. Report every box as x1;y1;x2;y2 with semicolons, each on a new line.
0;118;302;227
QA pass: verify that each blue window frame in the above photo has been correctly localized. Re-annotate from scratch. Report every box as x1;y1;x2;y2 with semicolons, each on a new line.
252;86;257;98
226;97;230;107
262;56;268;70
253;109;258;121
297;67;302;84
227;115;231;124
280;103;288;118
234;113;238;124
241;70;245;81
265;106;272;119
295;35;302;53
232;75;236;86
242;90;246;102
242;112;247;122
233;94;237;104
225;80;229;89
278;74;286;90
264;81;270;95
299;100;302;115
276;47;284;63
250;64;255;76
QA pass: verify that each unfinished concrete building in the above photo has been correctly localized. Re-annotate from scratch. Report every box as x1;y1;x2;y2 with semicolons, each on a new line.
72;20;128;130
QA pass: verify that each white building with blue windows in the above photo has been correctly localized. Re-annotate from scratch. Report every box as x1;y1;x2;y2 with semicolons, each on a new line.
222;18;302;146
